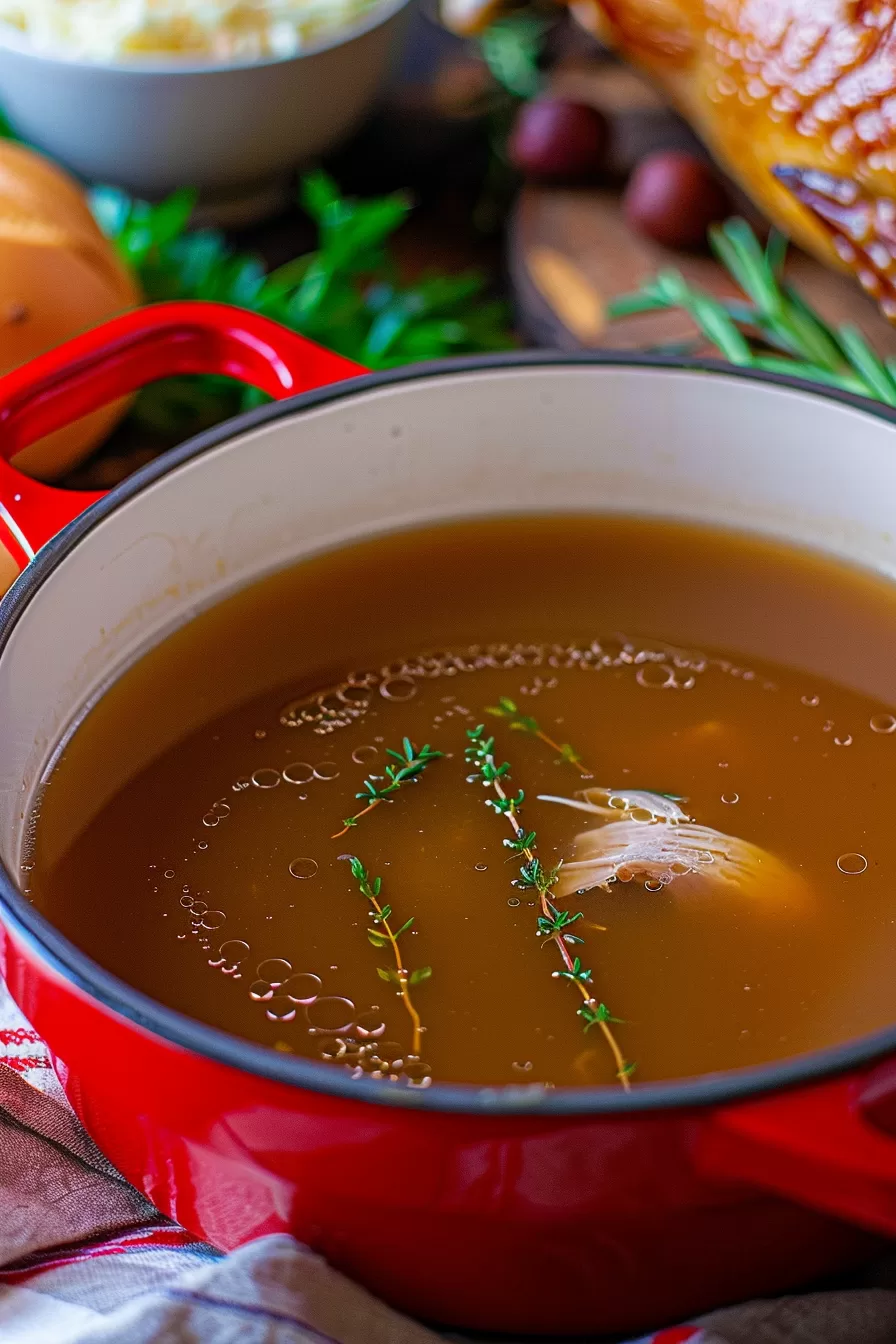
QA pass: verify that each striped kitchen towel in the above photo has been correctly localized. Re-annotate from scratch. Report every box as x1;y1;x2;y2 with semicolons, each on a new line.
0;980;894;1344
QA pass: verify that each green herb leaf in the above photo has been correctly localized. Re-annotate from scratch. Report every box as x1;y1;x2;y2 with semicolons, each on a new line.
610;217;896;406
90;174;513;440
409;966;432;985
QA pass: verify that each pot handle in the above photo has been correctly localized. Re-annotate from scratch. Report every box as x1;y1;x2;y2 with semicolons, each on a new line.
0;300;365;574
700;1065;896;1236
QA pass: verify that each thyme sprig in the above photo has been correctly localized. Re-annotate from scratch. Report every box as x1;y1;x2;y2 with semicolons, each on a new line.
608;217;896;404
465;725;633;1088
487;696;590;775
341;855;430;1057
332;738;443;838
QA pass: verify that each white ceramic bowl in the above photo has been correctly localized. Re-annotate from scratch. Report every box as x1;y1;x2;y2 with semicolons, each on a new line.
0;1;410;215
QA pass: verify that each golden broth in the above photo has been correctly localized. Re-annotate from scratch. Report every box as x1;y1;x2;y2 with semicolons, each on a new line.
26;516;896;1088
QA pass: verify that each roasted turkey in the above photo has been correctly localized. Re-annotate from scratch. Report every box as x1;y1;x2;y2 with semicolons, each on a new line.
443;0;896;317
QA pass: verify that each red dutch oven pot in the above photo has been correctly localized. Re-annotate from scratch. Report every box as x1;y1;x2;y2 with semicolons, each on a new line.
0;301;896;1337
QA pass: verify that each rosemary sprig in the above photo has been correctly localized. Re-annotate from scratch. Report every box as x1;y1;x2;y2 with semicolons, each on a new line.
465;725;633;1088
332;737;443;838
341;855;430;1057
608;217;896;405
486;696;590;774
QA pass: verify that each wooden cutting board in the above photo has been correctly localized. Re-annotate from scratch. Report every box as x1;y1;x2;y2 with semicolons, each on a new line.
509;61;896;358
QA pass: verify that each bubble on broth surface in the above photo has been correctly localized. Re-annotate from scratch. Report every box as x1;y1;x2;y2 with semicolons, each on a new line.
265;996;297;1022
289;857;319;880
355;1011;387;1038
313;762;339;781
251;768;281;789
721;793;739;804
352;745;378;765
220;940;249;960
380;677;417;702
200;910;226;930
871;713;896;734
837;853;868;875
801;694;820;707
210;939;249;971
249;980;274;1001
257;958;291;986
283;973;321;1004
636;663;679;690
306;997;356;1035
282;762;314;785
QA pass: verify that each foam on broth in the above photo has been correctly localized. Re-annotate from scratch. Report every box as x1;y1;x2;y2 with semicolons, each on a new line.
26;516;896;1088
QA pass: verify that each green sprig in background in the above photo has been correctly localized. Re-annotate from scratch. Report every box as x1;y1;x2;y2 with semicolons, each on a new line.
89;171;514;437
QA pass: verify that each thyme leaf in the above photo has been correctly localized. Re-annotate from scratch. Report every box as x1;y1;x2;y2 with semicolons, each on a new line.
465;724;633;1089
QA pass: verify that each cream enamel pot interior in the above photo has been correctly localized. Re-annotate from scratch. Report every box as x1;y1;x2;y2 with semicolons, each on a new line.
2;303;896;1335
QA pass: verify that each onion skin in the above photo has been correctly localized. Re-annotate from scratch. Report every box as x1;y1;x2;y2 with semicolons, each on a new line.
0;141;140;482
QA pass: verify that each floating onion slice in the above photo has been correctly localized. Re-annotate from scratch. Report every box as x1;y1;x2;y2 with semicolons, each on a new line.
538;787;690;825
549;817;810;908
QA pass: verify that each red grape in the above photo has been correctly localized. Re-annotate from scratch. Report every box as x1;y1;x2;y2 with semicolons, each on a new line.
509;98;610;183
623;151;729;249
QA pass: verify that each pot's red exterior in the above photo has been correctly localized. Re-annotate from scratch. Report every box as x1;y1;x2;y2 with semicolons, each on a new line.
0;924;882;1336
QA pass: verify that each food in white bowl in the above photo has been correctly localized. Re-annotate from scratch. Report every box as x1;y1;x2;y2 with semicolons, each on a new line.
0;0;386;61
0;0;410;218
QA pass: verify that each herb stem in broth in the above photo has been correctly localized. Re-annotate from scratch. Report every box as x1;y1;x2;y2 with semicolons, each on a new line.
465;726;633;1089
332;738;443;839
486;696;591;775
342;855;430;1058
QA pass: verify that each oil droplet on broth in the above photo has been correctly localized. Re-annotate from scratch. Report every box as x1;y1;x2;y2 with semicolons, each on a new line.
210;939;250;971
249;980;274;1001
355;1011;386;1038
351;745;378;765
313;762;339;781
721;792;739;804
474;862;488;872
251;768;281;789
871;713;896;734
283;762;314;785
265;996;297;1022
257;958;291;986
306;996;355;1034
380;677;417;702
837;853;868;875
289;857;319;880
801;694;820;707
282;972;321;1004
